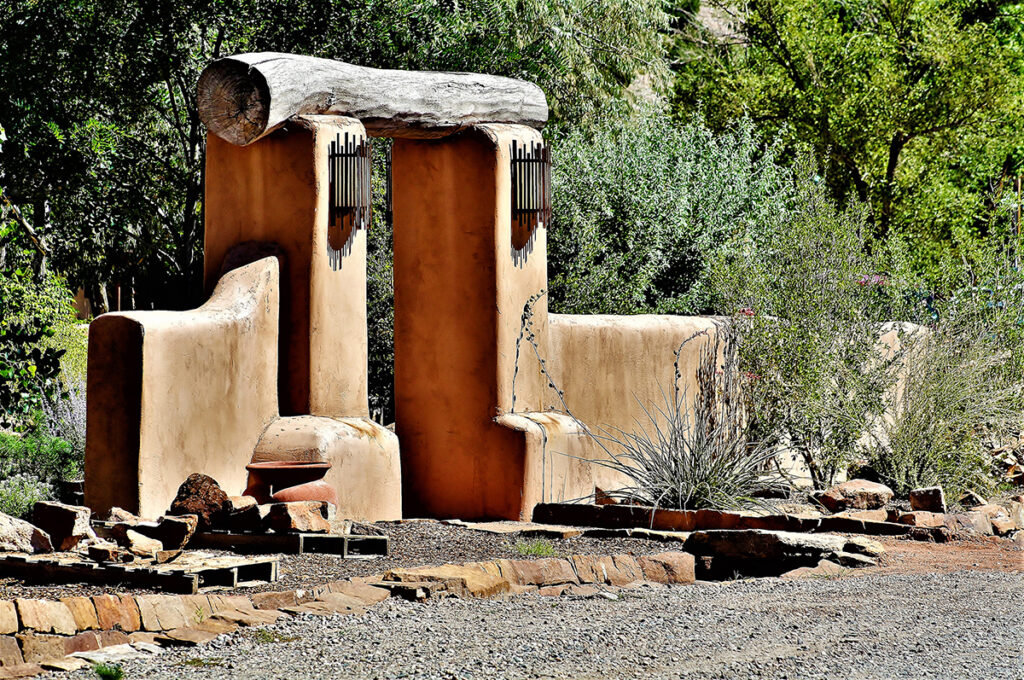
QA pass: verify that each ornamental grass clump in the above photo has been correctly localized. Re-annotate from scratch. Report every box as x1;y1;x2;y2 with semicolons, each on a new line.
591;330;784;510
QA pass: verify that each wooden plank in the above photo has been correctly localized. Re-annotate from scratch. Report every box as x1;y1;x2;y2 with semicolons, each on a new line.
0;556;199;594
191;531;388;557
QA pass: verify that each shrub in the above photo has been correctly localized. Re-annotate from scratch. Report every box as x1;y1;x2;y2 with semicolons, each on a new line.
712;162;898;489
42;374;86;463
0;473;52;519
0;430;81;488
548;109;795;315
590;330;784;510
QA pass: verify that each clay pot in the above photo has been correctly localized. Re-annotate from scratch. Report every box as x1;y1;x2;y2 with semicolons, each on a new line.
244;461;338;507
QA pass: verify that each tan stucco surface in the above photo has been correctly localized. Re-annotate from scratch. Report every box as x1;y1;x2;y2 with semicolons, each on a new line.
394;125;547;520
546;314;719;492
253;415;401;520
85;258;280;517
204;116;369;418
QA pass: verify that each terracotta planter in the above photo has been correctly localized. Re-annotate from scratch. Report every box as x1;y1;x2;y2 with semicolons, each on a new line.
244;461;338;507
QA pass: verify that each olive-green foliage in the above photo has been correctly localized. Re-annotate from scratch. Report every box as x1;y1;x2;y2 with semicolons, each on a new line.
673;0;1024;279
0;430;81;487
549;110;795;315
91;662;124;680
712;162;901;489
0;474;52;520
864;237;1024;497
513;538;558;557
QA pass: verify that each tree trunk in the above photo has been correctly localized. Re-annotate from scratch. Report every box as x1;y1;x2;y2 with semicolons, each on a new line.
198;52;549;146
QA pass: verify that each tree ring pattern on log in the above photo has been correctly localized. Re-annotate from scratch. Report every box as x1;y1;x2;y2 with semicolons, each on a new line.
197;59;271;147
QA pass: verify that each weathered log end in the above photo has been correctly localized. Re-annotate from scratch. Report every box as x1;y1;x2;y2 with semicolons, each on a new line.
197;58;271;147
198;52;548;146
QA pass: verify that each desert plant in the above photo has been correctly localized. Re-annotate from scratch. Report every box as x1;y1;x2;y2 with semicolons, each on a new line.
0;473;52;519
513;538;558;557
0;430;80;485
865;329;1013;498
91;661;124;680
712;161;900;489
588;329;785;510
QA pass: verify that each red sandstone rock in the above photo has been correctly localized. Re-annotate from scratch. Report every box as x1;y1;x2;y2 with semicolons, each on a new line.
265;501;330;533
58;597;99;631
105;507;140;523
638;552;696;584
0;512;51;554
0;635;24;666
819;480;894;511
14;599;76;635
909;487;946;513
168;474;230;531
0;602;17;635
124;529;162;558
14;633;65;664
31;502;95;551
897;511;946;528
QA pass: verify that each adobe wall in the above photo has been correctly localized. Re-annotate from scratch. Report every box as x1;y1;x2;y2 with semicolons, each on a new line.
204;116;369;418
85;258;280;517
547;314;720;493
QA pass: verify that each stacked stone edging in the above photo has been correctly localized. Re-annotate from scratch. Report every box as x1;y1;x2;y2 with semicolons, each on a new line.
531;502;1024;540
0;550;694;676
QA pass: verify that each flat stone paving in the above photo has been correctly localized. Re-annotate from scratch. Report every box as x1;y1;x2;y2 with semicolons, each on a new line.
59;570;1023;680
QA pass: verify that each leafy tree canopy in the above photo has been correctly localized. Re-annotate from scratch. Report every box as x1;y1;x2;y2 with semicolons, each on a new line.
672;0;1024;278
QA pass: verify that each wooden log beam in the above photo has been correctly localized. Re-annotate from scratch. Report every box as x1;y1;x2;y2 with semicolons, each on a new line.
198;52;549;146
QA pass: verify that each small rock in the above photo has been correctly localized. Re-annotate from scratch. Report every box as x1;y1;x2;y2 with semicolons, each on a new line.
124;529;162;558
897;511;946;528
990;516;1016;536
32;502;95;551
265;501;331;533
909;487;946;513
105;507;140;524
818;480;894;511
168;474;229;531
781;559;845;579
959;490;987;508
87;541;134;563
0;512;52;554
116;515;197;551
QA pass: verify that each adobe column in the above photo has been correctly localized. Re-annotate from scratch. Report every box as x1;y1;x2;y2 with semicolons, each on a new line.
393;124;550;519
204;116;370;418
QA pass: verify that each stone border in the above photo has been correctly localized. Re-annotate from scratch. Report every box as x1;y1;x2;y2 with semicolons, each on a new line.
0;551;695;677
531;502;1024;539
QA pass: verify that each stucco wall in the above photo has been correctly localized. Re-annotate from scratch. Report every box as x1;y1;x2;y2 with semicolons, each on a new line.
204;116;369;418
85;258;280;518
546;314;720;493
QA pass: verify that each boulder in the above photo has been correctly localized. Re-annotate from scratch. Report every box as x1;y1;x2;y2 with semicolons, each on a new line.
819;480;894;511
684;529;878;578
909;487;946;513
0;512;52;554
265;502;330;533
32;502;95;551
168;474;229;531
227;502;269;533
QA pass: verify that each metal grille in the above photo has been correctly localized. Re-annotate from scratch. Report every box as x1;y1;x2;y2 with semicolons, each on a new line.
510;139;551;232
327;132;372;269
510;140;551;265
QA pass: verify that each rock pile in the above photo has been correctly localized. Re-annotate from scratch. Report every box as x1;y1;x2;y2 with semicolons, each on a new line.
166;474;332;534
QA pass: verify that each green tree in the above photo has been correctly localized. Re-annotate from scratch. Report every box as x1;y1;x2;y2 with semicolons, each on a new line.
673;0;1024;273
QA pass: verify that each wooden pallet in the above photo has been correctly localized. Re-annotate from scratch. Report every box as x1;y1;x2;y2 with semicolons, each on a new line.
0;552;279;594
189;531;389;557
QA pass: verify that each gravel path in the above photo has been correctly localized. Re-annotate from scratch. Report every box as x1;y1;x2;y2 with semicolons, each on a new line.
65;570;1023;680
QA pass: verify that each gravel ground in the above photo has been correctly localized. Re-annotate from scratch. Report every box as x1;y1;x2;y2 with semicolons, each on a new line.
0;521;680;599
62;570;1023;680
